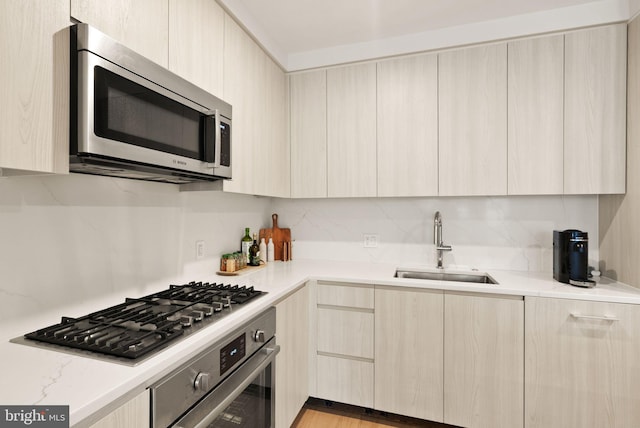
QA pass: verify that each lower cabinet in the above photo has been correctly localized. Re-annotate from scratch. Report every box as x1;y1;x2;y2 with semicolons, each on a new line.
374;287;524;428
314;281;375;408
316;355;374;408
444;292;524;428
311;283;640;428
89;389;149;428
314;283;524;428
374;286;444;422
525;297;640;428
275;285;309;428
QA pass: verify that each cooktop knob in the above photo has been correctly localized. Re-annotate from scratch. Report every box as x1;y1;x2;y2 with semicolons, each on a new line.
180;315;193;328
253;330;265;342
194;372;211;392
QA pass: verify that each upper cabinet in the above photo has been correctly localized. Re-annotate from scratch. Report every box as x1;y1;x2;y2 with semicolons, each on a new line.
564;24;627;194
70;0;169;67
508;35;564;195
377;54;438;197
438;44;508;196
508;25;626;195
0;0;69;175
327;64;377;198
257;57;290;198
1;1;627;197
290;70;328;198
168;0;224;96
288;24;626;198
222;15;289;197
222;16;262;195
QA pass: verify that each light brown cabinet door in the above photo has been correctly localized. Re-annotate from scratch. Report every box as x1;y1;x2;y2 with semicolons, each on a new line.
439;44;508;196
222;15;264;195
89;390;149;428
508;35;564;195
525;297;640;428
168;0;224;96
0;0;69;174
375;286;444;422
377;54;438;197
71;0;169;67
327;63;377;197
257;56;290;198
444;292;524;428
275;286;309;428
564;24;626;194
222;14;288;197
290;70;328;198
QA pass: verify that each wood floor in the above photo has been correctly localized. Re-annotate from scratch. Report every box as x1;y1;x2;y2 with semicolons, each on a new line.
292;398;458;428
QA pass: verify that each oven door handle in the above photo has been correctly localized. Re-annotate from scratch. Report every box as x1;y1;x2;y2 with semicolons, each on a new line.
173;344;280;428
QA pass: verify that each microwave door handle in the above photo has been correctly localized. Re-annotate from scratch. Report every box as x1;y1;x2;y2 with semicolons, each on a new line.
206;109;222;169
214;109;222;168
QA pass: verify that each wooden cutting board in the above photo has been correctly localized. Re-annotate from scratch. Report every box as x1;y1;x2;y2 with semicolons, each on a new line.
259;213;291;261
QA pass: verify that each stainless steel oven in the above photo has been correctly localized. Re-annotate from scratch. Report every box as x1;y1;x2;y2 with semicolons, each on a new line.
151;307;279;428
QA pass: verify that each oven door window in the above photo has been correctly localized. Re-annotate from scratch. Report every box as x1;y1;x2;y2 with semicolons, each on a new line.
208;363;272;427
93;66;204;160
169;343;279;428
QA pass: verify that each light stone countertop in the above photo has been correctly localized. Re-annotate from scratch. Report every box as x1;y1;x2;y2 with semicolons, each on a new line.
1;259;639;427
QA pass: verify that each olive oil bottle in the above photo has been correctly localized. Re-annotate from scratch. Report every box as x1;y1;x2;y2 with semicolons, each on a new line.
241;227;252;263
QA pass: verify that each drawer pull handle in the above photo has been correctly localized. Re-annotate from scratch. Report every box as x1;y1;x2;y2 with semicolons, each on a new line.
570;313;620;322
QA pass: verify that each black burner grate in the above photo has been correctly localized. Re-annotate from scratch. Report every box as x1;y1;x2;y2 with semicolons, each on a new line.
24;281;265;360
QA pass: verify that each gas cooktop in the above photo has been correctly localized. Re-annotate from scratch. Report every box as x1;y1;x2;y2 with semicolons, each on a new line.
19;281;265;363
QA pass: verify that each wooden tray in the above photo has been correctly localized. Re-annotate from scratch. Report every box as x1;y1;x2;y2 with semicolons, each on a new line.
216;263;266;276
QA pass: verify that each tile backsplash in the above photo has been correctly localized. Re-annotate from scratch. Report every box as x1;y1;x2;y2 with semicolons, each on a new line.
271;195;599;272
0;173;598;324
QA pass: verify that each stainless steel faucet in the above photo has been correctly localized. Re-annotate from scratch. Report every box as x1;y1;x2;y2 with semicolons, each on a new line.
434;211;452;269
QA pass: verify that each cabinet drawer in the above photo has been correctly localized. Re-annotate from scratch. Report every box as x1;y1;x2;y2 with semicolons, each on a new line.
316;355;374;408
317;307;374;358
317;282;374;309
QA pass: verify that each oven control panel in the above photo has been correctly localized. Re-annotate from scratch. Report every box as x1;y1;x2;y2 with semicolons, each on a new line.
220;333;246;375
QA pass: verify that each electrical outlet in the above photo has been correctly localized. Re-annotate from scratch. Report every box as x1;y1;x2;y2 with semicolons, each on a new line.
196;240;205;260
363;234;379;248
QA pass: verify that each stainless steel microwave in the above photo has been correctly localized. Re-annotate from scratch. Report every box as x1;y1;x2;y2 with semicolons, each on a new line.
69;23;232;184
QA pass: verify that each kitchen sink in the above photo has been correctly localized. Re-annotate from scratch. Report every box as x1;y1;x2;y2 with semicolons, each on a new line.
394;268;498;285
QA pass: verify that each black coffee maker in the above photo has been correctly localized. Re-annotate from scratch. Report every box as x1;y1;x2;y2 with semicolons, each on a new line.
553;229;595;287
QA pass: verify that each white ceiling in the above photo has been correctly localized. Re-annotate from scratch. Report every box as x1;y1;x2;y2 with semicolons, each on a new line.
218;0;633;71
